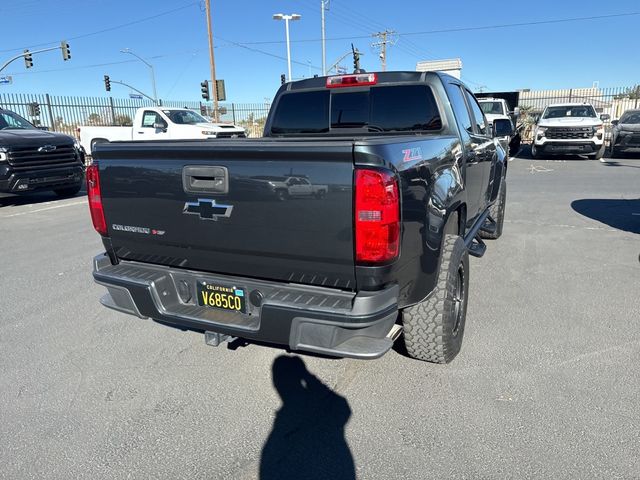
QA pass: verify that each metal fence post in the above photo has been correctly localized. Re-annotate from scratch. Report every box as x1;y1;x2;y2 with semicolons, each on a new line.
108;96;116;125
44;93;55;130
232;103;236;124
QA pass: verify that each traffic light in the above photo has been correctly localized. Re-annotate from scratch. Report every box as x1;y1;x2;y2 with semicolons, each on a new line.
28;102;40;117
24;50;33;69
201;80;210;101
215;79;226;101
280;74;286;85
104;75;111;92
61;41;71;61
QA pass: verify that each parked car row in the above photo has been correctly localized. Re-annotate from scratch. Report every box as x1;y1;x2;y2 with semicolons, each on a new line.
527;103;640;160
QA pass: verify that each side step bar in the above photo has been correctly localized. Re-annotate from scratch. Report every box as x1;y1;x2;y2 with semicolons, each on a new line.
463;209;490;258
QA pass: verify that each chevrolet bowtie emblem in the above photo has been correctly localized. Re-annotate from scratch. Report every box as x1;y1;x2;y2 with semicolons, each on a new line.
38;145;57;153
183;199;233;221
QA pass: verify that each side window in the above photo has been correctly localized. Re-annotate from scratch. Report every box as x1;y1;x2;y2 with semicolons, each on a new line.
464;90;488;136
447;84;473;135
1;113;21;128
141;111;158;128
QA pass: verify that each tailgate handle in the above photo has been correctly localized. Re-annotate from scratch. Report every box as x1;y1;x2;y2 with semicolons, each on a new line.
182;166;228;194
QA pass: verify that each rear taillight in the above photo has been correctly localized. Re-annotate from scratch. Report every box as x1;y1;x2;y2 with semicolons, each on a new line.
86;164;107;236
355;168;400;264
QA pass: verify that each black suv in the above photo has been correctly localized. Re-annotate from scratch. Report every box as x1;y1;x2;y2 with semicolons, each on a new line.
0;108;85;198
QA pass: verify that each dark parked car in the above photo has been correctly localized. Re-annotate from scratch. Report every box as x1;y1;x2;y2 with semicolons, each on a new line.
89;71;511;363
0;108;85;198
610;109;640;157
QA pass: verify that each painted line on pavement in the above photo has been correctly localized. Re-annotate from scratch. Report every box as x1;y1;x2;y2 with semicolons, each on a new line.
2;200;86;218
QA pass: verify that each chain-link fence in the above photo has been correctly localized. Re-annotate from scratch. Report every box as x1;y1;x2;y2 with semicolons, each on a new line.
0;93;271;139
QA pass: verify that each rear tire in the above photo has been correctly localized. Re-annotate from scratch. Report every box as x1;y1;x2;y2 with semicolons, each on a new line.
53;184;82;198
480;180;506;240
402;234;470;363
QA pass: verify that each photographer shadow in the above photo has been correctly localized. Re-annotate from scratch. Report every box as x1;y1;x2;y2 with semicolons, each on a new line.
260;355;355;480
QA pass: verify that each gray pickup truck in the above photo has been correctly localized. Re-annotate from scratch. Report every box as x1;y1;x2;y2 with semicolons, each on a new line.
89;71;512;363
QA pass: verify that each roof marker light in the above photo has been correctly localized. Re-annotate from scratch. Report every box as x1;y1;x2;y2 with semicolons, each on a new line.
326;73;377;88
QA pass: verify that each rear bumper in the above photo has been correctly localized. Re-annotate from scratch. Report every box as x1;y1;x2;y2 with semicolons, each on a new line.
93;254;400;359
0;164;84;193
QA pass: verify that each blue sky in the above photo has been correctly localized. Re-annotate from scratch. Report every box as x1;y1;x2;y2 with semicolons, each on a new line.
0;0;638;103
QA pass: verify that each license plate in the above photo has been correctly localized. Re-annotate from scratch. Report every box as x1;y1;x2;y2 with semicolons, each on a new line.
197;281;246;313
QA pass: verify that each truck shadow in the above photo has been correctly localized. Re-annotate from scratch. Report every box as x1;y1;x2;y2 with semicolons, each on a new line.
260;355;356;480
0;188;86;207
571;198;640;234
601;160;640;169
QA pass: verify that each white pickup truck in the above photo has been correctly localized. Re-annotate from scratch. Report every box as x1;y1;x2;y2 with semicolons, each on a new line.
78;107;246;154
531;103;607;160
478;97;521;155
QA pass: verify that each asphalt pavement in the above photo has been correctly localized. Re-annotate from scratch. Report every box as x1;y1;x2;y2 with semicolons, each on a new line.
1;152;639;479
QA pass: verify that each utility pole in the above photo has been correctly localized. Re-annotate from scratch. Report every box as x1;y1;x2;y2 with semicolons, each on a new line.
371;30;395;72
321;0;329;75
205;0;219;122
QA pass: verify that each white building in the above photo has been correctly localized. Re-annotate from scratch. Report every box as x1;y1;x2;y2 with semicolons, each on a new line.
416;58;463;79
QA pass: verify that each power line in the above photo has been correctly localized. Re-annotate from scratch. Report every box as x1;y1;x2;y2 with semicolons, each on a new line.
215;35;322;71
0;2;198;53
207;11;640;45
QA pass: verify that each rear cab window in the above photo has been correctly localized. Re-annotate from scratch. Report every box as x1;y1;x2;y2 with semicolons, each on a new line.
270;84;442;135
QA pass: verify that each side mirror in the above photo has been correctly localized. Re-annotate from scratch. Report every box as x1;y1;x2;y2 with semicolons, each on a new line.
493;118;514;138
153;122;167;131
512;107;520;118
37;126;49;131
611;119;619;126
600;113;611;122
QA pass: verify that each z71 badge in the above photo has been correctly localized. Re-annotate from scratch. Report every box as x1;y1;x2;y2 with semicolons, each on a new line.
402;147;423;162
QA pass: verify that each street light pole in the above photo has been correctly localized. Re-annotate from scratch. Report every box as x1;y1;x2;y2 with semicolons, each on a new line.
120;48;158;105
284;17;292;81
321;0;328;76
273;13;301;82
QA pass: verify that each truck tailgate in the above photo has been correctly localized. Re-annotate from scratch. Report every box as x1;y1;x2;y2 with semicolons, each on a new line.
95;139;356;289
